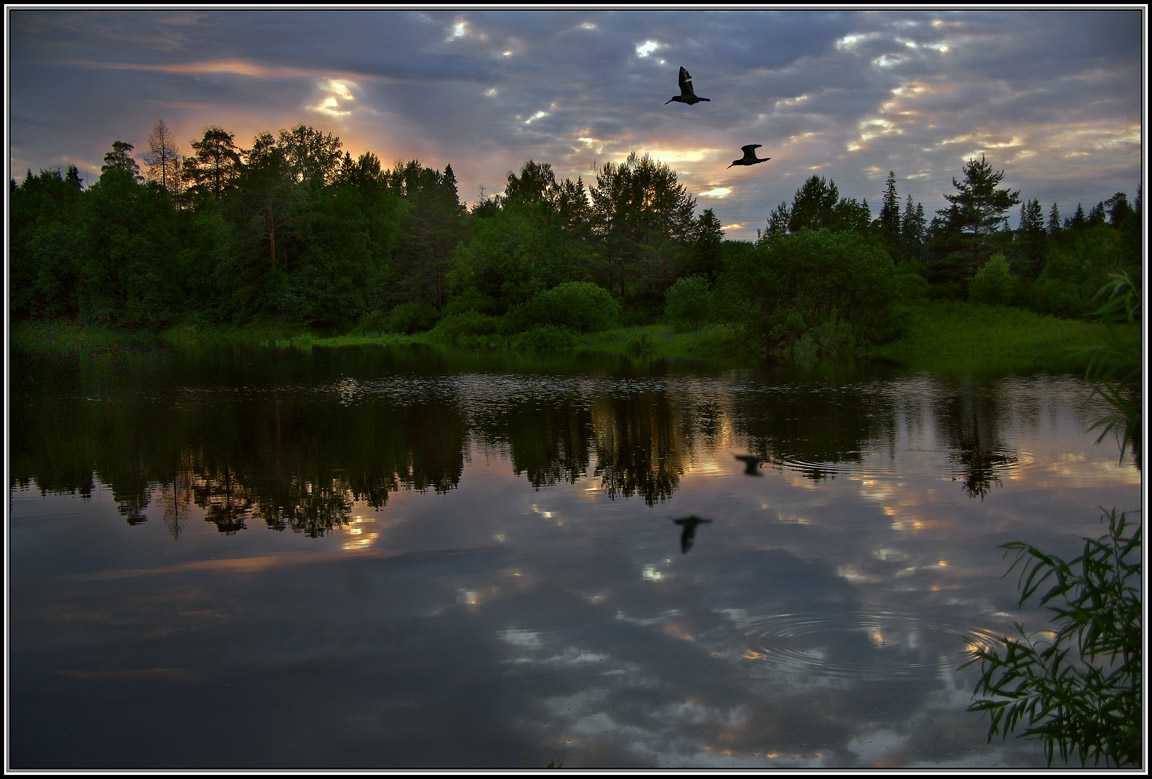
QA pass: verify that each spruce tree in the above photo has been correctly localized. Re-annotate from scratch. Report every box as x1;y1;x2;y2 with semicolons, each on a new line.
937;154;1020;286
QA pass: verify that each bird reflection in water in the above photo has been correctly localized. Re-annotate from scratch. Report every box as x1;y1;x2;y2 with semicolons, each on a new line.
672;515;713;554
735;454;765;475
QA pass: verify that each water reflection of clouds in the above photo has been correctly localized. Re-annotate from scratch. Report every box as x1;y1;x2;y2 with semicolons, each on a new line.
12;370;1142;769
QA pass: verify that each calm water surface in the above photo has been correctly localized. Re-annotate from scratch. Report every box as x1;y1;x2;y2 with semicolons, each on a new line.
8;342;1142;769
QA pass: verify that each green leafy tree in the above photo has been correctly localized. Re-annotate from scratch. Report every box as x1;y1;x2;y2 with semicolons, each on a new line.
447;203;552;317
765;175;875;240
722;228;896;362
385;160;466;311
681;208;725;286
8;168;84;319
500;159;557;208
1103;192;1133;229
664;275;712;331
589;152;696;310
77;165;180;326
278;123;343;188
1036;224;1129;317
294;182;373;330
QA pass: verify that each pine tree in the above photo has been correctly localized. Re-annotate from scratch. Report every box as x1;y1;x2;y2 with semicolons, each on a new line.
1065;203;1086;231
183;126;243;201
877;170;901;260
1104;192;1133;228
937;154;1020;284
101;140;143;183
1047;202;1062;236
899;194;926;263
1014;199;1046;277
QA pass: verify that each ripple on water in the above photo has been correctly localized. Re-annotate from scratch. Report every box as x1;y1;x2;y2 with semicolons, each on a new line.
730;610;1004;682
739;448;1027;485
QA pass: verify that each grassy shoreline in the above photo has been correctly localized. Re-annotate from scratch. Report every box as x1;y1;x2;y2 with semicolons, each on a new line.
865;300;1132;374
10;301;1135;374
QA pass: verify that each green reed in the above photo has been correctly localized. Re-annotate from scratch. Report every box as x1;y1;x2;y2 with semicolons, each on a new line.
962;508;1142;767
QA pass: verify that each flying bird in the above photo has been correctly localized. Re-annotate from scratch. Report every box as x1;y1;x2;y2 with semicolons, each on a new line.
728;145;770;168
666;66;710;105
672;515;713;554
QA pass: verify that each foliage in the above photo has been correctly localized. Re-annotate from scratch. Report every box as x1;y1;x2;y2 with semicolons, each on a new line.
962;508;1142;768
664;275;712;332
383;299;440;334
1034;224;1131;317
8;128;1140;348
968;253;1015;306
506;281;621;334
723;228;895;362
927;155;1021;297
427;310;502;348
891;266;930;303
510;324;576;352
763;174;873;238
588;152;696;305
1078;270;1142;462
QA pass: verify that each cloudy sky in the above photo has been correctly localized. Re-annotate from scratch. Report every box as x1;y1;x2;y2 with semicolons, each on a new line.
6;7;1146;241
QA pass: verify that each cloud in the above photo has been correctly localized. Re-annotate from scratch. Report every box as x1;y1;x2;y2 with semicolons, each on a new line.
7;8;1143;241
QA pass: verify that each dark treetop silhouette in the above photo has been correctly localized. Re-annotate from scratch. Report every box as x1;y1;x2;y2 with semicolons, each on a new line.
728;145;770;168
666;66;710;105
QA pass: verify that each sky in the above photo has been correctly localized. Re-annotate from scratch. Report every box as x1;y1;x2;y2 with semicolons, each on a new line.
5;6;1147;242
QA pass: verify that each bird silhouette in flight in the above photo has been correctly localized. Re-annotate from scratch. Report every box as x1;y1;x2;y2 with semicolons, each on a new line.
666;66;710;105
735;454;765;476
728;145;770;168
673;515;713;554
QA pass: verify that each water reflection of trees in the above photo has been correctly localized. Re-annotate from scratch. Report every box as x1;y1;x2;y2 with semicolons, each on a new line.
592;390;686;506
733;383;895;479
934;378;1019;500
9;348;1085;537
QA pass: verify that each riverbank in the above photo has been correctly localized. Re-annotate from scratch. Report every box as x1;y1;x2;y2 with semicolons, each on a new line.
10;301;1135;375
864;300;1132;374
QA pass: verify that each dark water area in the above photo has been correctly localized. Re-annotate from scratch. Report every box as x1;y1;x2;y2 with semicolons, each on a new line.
7;342;1142;769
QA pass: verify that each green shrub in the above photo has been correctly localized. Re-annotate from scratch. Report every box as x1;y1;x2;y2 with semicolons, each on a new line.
428;310;502;347
664;276;712;332
969;253;1015;306
506;281;621;334
350;308;390;335
892;267;931;303
382;299;439;334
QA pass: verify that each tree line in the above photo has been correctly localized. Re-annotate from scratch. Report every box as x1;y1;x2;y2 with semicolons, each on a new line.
9;119;1142;360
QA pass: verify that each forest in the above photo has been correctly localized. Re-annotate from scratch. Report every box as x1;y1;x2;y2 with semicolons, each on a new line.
8;120;1143;363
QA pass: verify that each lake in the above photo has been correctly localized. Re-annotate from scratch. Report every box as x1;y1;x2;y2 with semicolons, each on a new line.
7;340;1142;769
